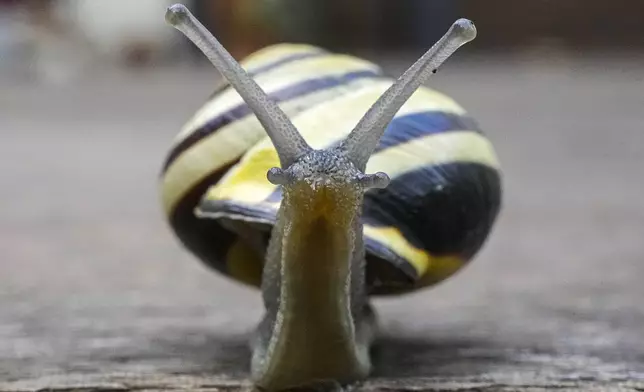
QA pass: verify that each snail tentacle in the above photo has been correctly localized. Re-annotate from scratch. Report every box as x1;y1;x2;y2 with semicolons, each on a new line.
165;4;312;168
338;19;477;170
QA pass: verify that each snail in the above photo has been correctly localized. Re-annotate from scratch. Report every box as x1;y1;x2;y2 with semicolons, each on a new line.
161;4;502;391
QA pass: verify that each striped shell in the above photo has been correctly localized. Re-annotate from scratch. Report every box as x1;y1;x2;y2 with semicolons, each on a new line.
160;43;502;295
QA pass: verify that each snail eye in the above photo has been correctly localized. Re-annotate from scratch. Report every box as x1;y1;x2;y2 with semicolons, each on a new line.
267;167;292;186
356;172;390;190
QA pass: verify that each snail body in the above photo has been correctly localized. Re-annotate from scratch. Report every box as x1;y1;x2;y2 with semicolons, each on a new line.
162;5;501;391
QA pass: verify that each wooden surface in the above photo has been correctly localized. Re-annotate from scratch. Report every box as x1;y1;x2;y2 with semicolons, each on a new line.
2;55;644;391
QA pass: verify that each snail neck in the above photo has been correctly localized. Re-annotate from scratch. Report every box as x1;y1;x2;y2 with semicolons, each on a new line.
251;185;373;390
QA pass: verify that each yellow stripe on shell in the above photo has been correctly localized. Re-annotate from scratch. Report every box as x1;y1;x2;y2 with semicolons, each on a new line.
204;82;470;205
414;253;464;289
367;130;501;176
362;225;464;286
172;55;381;144
362;225;429;275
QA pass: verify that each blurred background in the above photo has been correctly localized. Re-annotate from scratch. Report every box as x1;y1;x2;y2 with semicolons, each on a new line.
1;0;644;81
0;0;644;81
2;0;644;386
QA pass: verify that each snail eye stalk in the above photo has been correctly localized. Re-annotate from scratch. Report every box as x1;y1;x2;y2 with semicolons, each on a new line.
338;19;477;170
165;4;312;168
